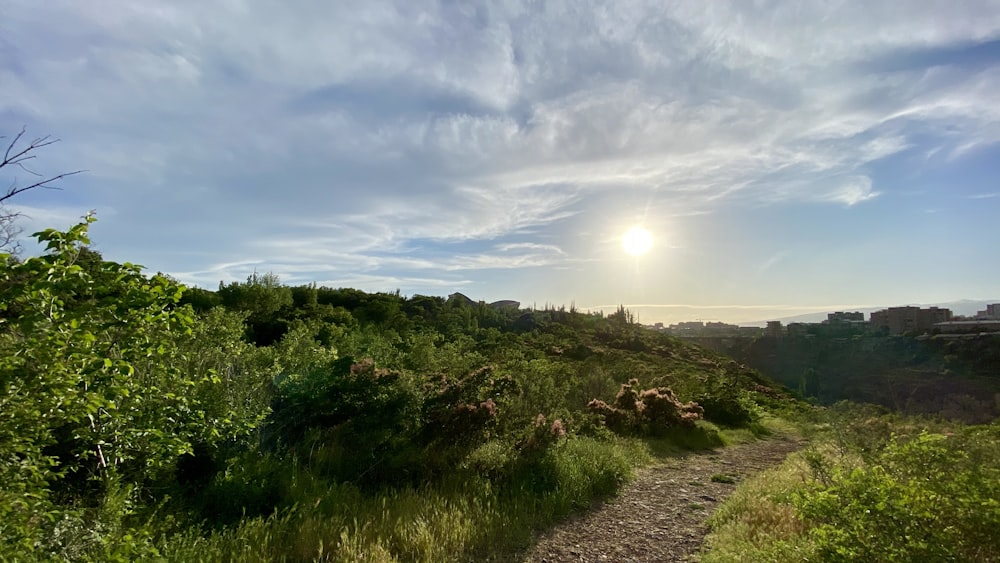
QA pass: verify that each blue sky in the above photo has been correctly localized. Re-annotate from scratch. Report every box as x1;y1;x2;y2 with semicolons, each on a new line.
2;1;999;324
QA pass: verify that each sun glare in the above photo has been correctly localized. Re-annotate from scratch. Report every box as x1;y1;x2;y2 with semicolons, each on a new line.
621;226;653;257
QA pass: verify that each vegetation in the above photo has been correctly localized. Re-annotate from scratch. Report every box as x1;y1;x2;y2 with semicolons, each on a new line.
700;403;1000;562
701;334;1000;422
3;138;996;559
0;218;781;561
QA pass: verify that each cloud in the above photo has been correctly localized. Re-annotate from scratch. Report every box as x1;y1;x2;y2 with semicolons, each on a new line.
756;251;788;275
825;176;881;206
2;0;998;296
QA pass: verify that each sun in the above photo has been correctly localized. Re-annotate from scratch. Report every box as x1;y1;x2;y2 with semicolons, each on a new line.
621;226;653;256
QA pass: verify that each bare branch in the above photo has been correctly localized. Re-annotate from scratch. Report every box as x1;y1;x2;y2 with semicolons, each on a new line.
2;127;60;169
0;127;84;252
1;127;84;204
1;170;84;204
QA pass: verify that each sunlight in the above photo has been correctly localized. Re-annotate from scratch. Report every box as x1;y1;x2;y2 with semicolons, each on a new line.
621;226;653;257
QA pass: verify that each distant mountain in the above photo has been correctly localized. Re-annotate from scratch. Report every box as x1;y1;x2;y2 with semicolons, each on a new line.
745;299;1000;327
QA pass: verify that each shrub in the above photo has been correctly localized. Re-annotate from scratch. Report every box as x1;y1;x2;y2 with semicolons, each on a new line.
795;429;1000;562
694;393;757;427
587;379;703;435
0;218;259;557
266;355;424;484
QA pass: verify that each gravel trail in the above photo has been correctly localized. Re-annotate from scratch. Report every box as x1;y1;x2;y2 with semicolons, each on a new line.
519;436;805;562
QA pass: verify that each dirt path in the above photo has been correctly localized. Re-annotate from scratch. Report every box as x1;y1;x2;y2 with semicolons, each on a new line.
519;436;805;563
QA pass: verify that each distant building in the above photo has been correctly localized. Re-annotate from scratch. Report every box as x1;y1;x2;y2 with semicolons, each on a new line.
826;311;864;323
703;322;740;335
765;320;783;337
668;321;704;335
975;303;1000;319
870;306;953;335
447;294;520;310
668;321;747;337
447;292;477;306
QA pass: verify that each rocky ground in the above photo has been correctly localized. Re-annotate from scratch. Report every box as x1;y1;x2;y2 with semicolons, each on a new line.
518;436;805;562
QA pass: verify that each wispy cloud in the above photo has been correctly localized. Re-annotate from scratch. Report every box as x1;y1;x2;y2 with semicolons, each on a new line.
825;176;881;206
756;251;788;275
2;1;999;313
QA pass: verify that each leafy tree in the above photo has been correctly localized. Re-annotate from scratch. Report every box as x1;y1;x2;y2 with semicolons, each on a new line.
217;271;293;345
178;286;222;312
0;216;258;555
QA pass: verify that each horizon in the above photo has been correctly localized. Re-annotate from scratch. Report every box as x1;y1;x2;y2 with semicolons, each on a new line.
508;298;1000;326
3;1;999;322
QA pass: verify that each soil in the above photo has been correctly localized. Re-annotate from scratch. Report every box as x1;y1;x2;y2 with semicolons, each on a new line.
517;436;806;563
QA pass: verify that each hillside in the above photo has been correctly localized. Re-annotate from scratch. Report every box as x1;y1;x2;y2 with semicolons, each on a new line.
690;334;1000;422
0;220;795;561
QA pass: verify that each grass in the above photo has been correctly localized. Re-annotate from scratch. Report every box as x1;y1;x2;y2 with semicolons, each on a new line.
159;436;652;562
710;474;736;484
698;452;815;562
643;420;726;458
159;416;804;562
719;414;802;445
699;418;1000;562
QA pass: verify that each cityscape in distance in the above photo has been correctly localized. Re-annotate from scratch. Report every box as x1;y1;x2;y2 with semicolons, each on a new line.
648;300;1000;338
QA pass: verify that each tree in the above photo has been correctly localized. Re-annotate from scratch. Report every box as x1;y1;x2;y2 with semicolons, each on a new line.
0;216;260;554
217;271;294;345
0;127;83;252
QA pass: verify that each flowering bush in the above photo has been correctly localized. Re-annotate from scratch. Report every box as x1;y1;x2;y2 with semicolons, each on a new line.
422;366;514;448
588;379;703;435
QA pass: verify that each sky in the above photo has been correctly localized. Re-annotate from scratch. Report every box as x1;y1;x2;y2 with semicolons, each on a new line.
2;1;999;324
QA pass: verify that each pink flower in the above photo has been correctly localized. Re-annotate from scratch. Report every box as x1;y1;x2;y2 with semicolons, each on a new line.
479;398;497;417
550;419;566;438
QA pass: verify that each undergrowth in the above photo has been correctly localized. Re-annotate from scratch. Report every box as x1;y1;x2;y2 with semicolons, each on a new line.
699;405;1000;562
2;220;792;561
159;436;650;562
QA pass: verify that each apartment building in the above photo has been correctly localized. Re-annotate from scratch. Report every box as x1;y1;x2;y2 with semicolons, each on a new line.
870;306;953;335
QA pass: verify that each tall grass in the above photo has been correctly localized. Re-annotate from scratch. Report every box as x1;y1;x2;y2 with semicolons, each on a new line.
159;436;650;562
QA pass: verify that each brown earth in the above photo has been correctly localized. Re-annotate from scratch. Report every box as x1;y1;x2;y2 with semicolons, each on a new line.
517;436;805;563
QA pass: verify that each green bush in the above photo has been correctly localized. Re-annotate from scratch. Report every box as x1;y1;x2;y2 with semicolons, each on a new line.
694;393;758;427
0;218;264;557
267;355;424;484
796;429;1000;562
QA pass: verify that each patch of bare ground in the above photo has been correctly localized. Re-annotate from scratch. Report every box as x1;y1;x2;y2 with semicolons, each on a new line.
518;436;805;563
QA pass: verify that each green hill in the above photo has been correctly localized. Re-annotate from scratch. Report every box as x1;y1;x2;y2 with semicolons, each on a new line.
0;219;794;561
690;334;1000;423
